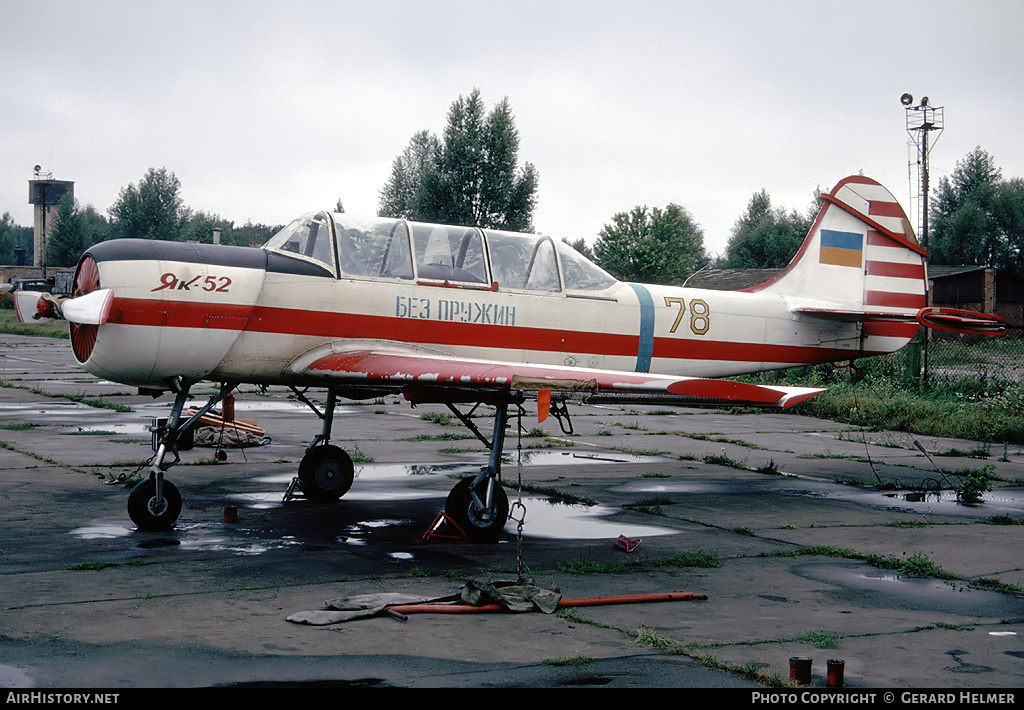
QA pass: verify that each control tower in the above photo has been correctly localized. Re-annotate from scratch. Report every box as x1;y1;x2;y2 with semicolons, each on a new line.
28;166;74;272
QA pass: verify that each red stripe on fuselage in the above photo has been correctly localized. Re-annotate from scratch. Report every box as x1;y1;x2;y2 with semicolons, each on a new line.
110;297;637;356
650;337;849;366
108;297;869;367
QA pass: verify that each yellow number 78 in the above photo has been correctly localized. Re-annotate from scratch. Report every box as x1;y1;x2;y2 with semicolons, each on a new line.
664;297;710;335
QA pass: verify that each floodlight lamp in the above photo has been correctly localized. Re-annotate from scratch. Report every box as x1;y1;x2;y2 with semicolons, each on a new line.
900;93;913;106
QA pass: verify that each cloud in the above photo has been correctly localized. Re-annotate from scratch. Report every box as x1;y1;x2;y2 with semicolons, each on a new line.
3;0;1024;257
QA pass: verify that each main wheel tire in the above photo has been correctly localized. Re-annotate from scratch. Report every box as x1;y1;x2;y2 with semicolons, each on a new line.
298;445;354;502
444;477;509;543
127;478;182;531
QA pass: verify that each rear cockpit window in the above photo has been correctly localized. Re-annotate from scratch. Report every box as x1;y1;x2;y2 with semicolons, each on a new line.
410;223;488;284
333;215;413;279
485;230;561;292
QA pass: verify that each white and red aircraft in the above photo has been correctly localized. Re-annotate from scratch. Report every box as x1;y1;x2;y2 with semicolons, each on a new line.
13;175;1004;540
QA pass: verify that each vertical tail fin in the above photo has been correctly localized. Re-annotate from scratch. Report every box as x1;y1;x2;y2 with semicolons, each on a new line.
751;175;930;351
751;175;1004;346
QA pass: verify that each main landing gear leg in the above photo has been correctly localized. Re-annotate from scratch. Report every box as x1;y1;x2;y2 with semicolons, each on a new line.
296;387;354;502
128;380;235;531
443;398;513;543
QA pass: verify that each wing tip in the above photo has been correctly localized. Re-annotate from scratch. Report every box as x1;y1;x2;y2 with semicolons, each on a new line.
778;388;825;408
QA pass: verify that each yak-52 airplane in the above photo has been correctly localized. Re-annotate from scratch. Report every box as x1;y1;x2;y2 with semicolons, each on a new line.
13;175;1005;540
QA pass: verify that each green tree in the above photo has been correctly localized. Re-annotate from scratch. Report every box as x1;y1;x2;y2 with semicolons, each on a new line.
561;236;594;261
46;193;87;267
993;177;1024;273
593;203;706;284
929;146;1023;274
232;220;283;247
179;210;231;245
79;205;111;247
378;129;441;220
720;189;811;269
380;90;539;231
0;212;21;264
108;167;187;241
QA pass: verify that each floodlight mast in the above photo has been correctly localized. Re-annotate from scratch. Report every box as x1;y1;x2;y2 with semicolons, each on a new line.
902;93;944;251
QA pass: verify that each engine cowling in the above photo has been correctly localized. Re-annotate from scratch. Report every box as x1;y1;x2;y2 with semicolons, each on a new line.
73;240;268;390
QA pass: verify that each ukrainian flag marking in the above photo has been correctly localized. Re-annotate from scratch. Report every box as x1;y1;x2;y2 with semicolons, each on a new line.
819;229;863;267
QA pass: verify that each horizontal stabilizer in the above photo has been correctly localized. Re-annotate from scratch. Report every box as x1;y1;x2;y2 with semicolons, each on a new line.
916;307;1006;335
793;307;916;323
794;305;1006;336
291;348;823;409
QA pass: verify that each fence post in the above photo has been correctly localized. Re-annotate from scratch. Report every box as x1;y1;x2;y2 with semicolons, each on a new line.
905;329;924;387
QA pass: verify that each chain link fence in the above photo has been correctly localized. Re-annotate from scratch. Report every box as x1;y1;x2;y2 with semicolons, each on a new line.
910;327;1024;388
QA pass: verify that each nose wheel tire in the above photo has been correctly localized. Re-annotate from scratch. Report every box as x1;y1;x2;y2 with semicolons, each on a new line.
298;444;354;502
128;478;182;531
445;477;509;543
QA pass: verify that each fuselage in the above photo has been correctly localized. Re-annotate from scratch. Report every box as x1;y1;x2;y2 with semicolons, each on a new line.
71;211;899;393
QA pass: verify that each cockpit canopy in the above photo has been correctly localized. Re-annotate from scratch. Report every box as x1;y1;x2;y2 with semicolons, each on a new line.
263;213;617;292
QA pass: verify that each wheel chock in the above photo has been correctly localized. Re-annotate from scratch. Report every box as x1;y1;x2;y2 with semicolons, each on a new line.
283;476;304;502
423;513;469;541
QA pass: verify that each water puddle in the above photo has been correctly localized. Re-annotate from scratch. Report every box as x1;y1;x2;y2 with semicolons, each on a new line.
0;401;96;418
226;491;289;508
60;422;152;436
19;378;122;388
69;519;308;555
234;400;362;416
176;525;304;556
0;663;33;688
795;562;1022;618
69;523;133;540
782;480;1024;519
134;399;363;416
249;452;676;504
615;480;732;495
880;488;1024;507
338;519;417;546
249;463;459;504
511;450;673;466
67;452;680;554
511;495;676;540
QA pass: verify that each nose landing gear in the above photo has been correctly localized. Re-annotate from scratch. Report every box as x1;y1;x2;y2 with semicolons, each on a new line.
128;379;236;531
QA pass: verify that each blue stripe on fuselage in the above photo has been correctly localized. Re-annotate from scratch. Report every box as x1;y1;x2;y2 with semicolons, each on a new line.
628;283;655;373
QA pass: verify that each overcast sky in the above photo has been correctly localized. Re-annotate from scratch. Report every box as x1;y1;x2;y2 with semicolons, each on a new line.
3;1;1023;257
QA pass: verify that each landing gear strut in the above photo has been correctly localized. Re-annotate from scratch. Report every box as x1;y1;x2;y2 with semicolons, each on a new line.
129;379;235;531
440;396;517;542
294;388;354;502
290;386;516;542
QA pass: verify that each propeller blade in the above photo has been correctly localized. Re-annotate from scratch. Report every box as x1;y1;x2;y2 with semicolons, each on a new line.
61;289;114;325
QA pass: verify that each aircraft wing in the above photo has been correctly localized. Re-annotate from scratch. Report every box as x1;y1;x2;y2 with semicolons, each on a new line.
288;348;823;409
